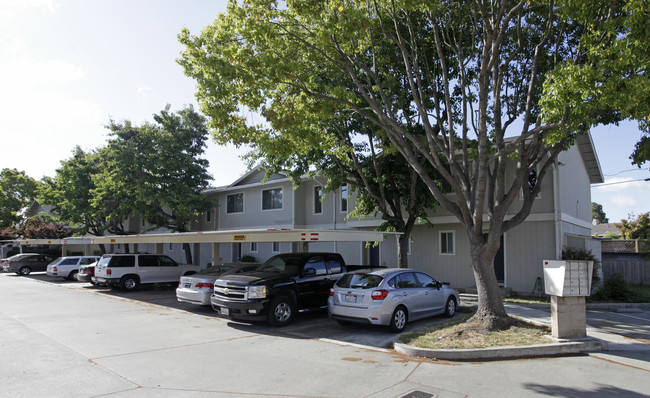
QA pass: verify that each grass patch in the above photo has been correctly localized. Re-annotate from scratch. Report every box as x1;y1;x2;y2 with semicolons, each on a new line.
401;314;552;350
504;295;550;304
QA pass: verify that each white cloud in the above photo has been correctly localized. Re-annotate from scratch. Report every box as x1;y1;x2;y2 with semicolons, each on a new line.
0;0;60;12
137;86;152;97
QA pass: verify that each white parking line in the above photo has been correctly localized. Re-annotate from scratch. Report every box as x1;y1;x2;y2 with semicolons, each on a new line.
613;312;650;322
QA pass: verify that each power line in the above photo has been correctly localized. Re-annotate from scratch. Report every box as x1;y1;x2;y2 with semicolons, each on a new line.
603;168;645;176
593;178;650;187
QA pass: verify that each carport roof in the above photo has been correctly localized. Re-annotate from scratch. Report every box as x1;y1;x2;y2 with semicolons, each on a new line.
4;228;397;246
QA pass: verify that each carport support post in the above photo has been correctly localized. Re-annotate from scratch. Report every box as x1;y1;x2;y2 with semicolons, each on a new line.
61;245;68;257
211;242;222;266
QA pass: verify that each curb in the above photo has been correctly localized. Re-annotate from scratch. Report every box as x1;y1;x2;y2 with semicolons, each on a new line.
393;339;606;361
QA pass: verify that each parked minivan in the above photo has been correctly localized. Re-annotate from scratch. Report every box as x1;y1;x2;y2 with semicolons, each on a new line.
47;256;101;280
94;253;201;291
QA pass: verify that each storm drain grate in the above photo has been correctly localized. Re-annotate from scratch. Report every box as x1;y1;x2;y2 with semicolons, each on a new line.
401;391;435;398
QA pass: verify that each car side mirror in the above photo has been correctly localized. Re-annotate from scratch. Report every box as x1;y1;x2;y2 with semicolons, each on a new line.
303;267;316;276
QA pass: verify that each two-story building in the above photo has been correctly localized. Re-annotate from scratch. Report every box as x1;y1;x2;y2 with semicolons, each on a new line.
15;133;603;295
149;133;602;295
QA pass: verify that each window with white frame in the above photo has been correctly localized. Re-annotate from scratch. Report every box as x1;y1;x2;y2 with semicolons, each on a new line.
314;186;323;214
250;242;258;253
262;188;283;210
341;183;348;212
227;193;244;213
440;231;455;255
272;242;280;253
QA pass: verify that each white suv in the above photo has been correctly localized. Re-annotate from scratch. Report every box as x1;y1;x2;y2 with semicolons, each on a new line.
47;256;100;280
94;253;201;291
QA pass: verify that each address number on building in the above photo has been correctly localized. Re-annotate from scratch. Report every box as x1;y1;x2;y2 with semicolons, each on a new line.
233;235;246;241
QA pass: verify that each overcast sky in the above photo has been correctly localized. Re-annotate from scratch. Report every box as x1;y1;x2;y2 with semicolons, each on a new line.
0;0;648;223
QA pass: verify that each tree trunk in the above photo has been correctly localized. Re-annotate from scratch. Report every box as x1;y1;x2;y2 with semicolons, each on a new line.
183;242;193;264
397;234;409;268
468;237;512;330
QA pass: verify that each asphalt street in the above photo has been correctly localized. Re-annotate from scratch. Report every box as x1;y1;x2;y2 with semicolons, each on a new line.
1;272;649;398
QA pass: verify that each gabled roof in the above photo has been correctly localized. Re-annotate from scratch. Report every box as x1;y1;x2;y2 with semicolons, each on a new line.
576;133;604;184
228;165;288;187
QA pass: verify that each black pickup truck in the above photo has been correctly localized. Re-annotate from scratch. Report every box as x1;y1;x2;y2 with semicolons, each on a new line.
211;252;360;326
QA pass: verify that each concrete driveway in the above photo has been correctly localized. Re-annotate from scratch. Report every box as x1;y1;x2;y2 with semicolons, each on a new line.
1;272;649;398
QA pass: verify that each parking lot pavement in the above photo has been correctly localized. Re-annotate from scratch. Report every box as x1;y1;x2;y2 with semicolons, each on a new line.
2;273;650;398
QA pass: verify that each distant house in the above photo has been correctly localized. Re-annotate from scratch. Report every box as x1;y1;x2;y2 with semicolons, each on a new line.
592;221;621;238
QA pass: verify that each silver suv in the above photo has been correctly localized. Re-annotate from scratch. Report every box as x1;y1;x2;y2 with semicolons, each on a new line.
47;256;100;280
94;253;201;291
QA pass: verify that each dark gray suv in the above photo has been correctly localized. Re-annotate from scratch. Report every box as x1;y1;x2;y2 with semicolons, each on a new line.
3;253;57;275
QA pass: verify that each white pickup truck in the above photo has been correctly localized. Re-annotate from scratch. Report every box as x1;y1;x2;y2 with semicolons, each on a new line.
94;253;201;291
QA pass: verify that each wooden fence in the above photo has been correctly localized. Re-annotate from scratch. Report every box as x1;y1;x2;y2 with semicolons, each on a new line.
601;258;650;285
600;239;649;285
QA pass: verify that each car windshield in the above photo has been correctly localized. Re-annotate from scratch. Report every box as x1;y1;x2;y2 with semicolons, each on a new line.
255;256;303;275
336;273;384;289
197;265;234;276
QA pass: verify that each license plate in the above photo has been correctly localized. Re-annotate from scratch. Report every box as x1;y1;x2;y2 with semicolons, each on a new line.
221;307;230;316
344;295;356;303
184;283;191;288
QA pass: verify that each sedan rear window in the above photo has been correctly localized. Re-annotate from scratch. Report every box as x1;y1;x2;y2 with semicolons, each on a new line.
197;265;234;276
336;273;384;289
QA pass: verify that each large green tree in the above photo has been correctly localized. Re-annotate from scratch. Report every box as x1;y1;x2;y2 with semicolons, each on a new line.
95;105;214;263
179;0;648;329
592;202;609;224
41;147;112;236
0;168;40;229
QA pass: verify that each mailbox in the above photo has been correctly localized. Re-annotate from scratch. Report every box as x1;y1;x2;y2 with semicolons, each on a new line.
543;260;593;297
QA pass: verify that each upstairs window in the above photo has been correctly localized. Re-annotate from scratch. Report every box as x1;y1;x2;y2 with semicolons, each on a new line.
314;186;323;214
341;183;348;212
262;188;283;210
227;193;244;213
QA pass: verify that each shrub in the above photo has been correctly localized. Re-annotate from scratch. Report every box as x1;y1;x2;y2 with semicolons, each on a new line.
592;273;634;302
240;254;256;263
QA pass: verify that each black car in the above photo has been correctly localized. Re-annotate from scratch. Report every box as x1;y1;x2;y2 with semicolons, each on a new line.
77;261;98;284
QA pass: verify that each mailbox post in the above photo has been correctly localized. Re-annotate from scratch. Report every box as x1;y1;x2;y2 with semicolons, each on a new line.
543;260;593;338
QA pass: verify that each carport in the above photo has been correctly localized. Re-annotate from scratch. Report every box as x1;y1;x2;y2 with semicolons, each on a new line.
7;229;397;266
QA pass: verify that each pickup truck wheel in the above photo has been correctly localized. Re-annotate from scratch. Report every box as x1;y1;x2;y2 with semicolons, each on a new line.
389;306;408;332
267;296;294;327
119;275;140;292
67;270;78;281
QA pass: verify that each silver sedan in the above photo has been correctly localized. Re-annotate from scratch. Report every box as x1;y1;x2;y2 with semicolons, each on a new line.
328;268;459;332
176;263;259;306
